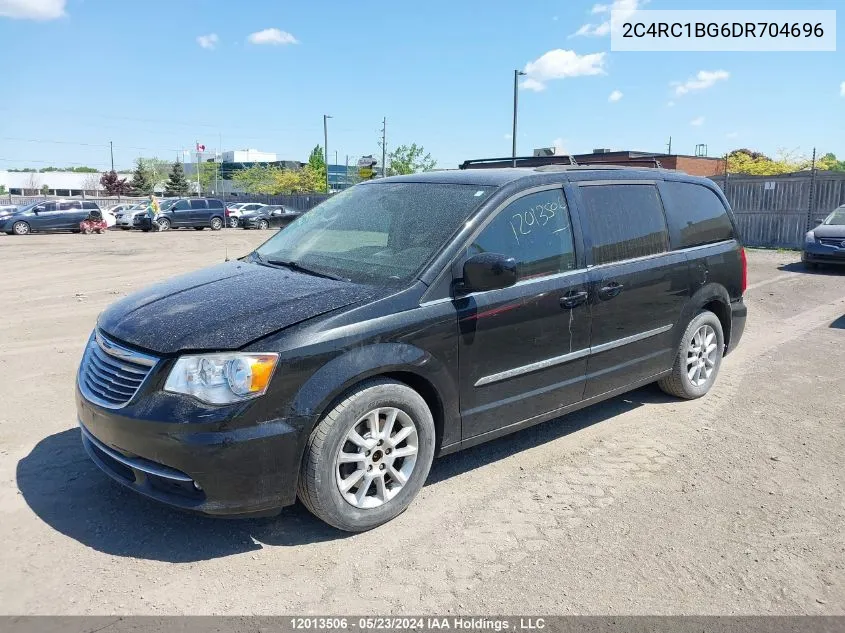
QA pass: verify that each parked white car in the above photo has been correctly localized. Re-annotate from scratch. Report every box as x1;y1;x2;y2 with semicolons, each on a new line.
225;202;267;228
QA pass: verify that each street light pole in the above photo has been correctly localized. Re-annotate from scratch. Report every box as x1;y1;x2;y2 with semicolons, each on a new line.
512;69;526;167
323;114;332;193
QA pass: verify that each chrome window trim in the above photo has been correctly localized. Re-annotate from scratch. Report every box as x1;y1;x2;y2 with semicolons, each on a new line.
474;323;673;387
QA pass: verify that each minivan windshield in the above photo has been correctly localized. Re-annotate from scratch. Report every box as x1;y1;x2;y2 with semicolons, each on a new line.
822;209;845;225
252;182;495;284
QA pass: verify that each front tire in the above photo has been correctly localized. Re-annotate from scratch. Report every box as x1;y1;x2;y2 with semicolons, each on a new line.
157;217;170;231
12;221;31;235
658;310;724;399
297;378;436;532
210;217;223;231
258;219;269;230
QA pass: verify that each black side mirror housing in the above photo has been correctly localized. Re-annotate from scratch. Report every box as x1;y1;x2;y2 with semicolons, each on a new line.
460;253;518;293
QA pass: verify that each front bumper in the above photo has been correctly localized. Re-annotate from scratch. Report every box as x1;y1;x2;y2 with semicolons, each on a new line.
803;242;845;265
76;385;312;516
727;298;747;354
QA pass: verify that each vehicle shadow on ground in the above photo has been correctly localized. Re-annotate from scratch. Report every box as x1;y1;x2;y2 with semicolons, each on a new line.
17;385;668;562
778;262;845;276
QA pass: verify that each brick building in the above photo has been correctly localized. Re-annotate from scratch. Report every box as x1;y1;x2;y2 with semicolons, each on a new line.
573;149;726;177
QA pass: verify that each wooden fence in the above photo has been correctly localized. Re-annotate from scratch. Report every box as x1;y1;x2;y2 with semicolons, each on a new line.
713;171;845;248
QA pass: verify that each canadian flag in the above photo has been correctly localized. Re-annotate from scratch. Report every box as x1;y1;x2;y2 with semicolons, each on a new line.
196;142;205;151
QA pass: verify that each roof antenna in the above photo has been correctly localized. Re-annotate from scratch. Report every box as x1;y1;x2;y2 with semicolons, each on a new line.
225;246;229;262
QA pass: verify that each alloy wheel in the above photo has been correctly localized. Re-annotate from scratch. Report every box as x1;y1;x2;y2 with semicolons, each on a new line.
13;221;30;235
687;324;718;387
335;407;419;509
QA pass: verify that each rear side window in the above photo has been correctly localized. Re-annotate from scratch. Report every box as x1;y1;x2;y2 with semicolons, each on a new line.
468;189;576;280
82;202;98;210
580;184;669;265
207;199;223;209
190;199;207;209
661;181;734;248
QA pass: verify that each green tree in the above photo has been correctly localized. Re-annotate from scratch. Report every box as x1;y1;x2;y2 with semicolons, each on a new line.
141;158;172;191
130;158;154;195
40;184;50;195
194;161;222;194
727;148;809;176
386;143;436;176
0;185;7;195
232;165;283;194
164;161;190;196
817;153;845;172
272;166;324;193
308;145;327;192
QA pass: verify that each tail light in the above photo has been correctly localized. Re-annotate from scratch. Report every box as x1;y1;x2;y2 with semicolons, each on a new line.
225;209;230;216
740;247;747;294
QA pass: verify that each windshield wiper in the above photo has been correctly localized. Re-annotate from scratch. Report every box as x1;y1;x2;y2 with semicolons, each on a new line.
264;258;348;282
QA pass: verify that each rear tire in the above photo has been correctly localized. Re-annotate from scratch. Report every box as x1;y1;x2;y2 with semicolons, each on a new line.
194;227;205;230
297;378;435;532
658;310;724;400
210;217;223;231
228;217;239;228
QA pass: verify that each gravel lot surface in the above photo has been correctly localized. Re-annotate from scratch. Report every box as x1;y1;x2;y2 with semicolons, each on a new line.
0;230;843;615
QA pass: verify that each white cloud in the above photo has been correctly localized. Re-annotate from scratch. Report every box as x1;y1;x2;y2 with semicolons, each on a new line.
0;0;65;20
608;90;623;102
667;101;676;107
690;116;705;127
673;69;730;96
247;28;298;46
573;0;644;37
504;133;512;140
521;49;606;91
840;81;845;97
726;132;739;139
196;33;219;50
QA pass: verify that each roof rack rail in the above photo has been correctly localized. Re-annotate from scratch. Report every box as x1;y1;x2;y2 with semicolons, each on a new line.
459;155;578;170
577;158;664;169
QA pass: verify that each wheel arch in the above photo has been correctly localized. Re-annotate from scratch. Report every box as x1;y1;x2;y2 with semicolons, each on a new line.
682;283;732;352
291;342;458;454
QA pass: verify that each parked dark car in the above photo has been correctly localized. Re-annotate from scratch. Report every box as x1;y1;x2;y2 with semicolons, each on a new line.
134;198;226;231
2;200;101;235
802;205;845;267
240;205;302;230
76;166;747;531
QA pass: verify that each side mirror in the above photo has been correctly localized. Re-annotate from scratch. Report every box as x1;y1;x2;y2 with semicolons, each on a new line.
814;217;825;225
460;253;518;293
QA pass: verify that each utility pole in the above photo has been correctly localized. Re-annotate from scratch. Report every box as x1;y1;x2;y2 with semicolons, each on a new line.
666;136;672;155
512;69;526;167
806;147;817;233
195;141;201;196
323;114;332;193
345;154;349;187
109;141;114;172
381;117;387;178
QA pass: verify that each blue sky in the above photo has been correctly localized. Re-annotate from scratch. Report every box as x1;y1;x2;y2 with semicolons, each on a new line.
0;0;842;171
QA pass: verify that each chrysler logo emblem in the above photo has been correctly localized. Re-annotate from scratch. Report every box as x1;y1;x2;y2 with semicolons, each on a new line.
841;240;845;248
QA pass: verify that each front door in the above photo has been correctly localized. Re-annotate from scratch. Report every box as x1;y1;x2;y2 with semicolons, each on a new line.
168;199;191;227
457;186;591;440
576;182;690;399
31;202;59;230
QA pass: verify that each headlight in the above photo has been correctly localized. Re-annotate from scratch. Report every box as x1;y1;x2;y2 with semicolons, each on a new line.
805;231;815;243
164;353;279;405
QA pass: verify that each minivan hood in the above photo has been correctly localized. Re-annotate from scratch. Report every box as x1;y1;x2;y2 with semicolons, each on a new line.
98;261;379;354
814;224;845;238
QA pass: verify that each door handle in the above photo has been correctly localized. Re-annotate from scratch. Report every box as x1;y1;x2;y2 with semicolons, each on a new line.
560;290;588;309
598;282;624;300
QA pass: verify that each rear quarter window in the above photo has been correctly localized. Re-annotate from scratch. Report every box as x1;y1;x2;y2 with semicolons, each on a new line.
579;184;669;265
660;181;735;248
207;199;223;209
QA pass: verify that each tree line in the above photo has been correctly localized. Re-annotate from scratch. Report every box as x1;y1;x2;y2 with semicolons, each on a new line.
98;142;438;197
727;149;845;175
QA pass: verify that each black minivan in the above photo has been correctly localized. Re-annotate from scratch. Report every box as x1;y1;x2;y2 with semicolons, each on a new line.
76;166;747;531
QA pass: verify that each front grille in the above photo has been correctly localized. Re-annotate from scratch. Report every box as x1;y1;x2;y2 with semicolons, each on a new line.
818;237;845;247
78;331;158;408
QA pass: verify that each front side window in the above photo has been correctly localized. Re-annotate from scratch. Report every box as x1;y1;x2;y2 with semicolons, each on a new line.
171;200;190;211
468;189;576;280
254;183;495;284
580;184;669;265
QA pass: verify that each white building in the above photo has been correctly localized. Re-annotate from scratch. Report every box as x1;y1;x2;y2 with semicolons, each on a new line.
0;170;112;196
221;149;277;163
